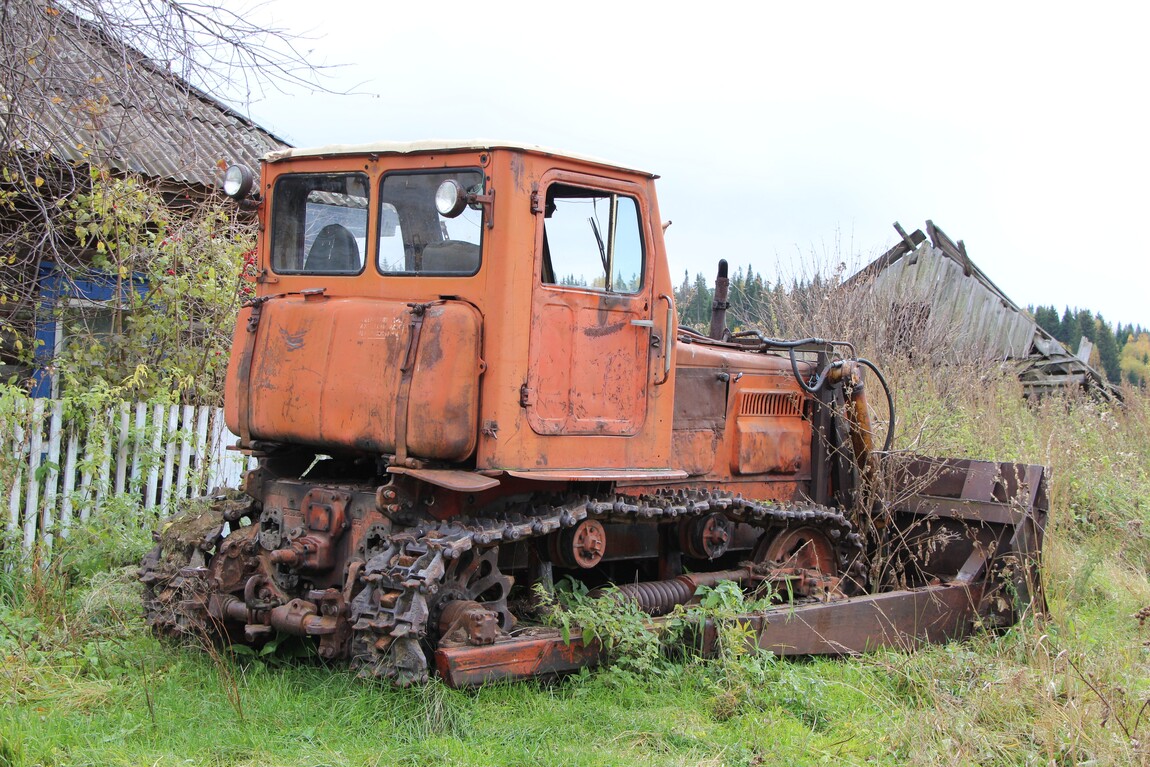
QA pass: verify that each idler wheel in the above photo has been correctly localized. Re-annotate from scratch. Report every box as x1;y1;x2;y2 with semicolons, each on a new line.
550;519;607;569
680;513;735;560
756;526;838;575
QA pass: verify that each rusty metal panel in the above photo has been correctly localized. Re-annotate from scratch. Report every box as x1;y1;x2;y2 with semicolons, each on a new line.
672;368;727;430
436;634;603;687
747;583;984;655
226;297;482;461
671;429;720;476
731;390;807;476
386;468;500;492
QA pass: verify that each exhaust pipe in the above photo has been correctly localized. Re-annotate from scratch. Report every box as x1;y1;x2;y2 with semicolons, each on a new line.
709;259;730;340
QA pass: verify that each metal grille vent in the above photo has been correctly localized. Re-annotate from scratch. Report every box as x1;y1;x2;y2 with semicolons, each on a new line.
739;391;803;417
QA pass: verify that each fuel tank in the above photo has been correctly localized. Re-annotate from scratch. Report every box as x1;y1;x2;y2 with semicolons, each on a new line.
225;296;483;461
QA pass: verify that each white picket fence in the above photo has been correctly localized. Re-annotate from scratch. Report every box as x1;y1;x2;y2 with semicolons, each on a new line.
2;398;254;552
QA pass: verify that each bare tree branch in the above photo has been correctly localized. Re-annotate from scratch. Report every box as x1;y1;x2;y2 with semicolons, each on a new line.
0;0;327;393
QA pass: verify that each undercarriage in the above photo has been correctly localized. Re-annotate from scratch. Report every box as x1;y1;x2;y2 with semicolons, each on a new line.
140;455;1046;687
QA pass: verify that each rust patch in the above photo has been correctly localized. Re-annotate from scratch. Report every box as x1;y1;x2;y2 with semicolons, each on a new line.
510;152;526;191
583;320;628;338
421;327;444;367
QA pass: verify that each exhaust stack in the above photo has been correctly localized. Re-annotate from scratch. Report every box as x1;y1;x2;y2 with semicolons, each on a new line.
709;259;730;340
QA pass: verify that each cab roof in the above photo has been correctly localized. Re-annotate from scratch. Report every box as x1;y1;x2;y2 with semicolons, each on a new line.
264;139;656;178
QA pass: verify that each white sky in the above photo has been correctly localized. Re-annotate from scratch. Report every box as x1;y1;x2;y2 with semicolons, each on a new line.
237;0;1149;328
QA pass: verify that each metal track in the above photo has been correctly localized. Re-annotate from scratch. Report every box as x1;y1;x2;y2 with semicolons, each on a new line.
139;493;253;641
348;490;864;685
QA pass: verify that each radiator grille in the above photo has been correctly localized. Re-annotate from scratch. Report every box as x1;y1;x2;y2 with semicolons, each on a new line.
739;390;803;417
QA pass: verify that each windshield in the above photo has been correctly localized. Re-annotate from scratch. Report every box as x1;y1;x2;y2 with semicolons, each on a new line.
270;173;369;274
378;169;484;275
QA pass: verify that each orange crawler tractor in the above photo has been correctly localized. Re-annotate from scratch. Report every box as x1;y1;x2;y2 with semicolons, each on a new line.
140;141;1047;686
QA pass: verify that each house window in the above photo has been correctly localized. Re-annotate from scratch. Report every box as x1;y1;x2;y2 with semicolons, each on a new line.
541;184;643;293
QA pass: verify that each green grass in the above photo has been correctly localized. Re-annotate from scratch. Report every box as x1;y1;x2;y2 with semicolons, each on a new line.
3;375;1150;766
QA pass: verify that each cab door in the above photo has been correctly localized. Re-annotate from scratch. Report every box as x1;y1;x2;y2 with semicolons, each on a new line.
525;172;655;436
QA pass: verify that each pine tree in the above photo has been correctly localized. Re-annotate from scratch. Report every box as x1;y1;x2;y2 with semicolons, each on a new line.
1095;313;1121;384
1075;308;1096;343
684;272;712;327
1033;305;1060;337
1059;307;1080;350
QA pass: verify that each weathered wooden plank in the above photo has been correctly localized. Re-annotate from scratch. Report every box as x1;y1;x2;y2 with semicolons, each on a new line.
114;403;130;495
23;400;45;551
60;432;78;539
159;404;179;510
176;404;194;502
40;401;63;548
7;409;27;537
144;403;164;508
130;403;147;492
194;407;210;494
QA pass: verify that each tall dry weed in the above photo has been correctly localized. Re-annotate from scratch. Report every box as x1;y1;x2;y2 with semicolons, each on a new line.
742;256;1150;765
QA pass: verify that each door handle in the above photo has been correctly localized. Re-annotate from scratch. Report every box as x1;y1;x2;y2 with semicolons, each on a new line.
655;294;674;386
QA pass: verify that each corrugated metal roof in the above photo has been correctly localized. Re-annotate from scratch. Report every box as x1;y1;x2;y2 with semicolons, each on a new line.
5;6;289;189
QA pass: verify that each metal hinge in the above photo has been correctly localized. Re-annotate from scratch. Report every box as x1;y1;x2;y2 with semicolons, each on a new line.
519;383;531;408
530;184;543;215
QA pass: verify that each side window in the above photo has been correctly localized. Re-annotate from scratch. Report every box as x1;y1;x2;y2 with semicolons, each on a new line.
541;184;643;293
378;169;484;275
270;173;369;273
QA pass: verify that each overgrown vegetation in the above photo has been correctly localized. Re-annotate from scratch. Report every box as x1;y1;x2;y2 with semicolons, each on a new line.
49;172;254;404
3;375;1146;764
3;268;1149;764
0;171;254;404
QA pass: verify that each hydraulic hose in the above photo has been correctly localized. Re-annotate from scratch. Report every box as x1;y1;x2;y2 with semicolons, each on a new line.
856;357;895;453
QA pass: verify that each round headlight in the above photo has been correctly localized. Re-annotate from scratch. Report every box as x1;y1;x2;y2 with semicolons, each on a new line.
435;179;468;218
223;164;255;200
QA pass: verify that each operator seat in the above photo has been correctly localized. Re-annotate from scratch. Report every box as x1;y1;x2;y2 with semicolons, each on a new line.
420;240;480;273
305;223;360;272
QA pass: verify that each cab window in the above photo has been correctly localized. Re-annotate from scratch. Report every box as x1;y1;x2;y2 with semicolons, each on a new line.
270;173;369;274
541;184;643;293
378;169;484;275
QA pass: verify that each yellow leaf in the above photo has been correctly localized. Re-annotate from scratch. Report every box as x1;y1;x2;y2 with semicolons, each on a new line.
15;339;22;352
118;265;128;279
34;176;44;188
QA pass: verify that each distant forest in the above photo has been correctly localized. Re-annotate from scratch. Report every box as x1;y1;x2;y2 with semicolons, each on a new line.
672;266;1148;387
1028;305;1148;386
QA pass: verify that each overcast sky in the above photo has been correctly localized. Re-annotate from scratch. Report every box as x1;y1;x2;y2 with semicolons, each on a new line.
237;1;1148;328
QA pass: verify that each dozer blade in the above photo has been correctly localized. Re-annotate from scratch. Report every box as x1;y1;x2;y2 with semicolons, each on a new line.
435;456;1048;688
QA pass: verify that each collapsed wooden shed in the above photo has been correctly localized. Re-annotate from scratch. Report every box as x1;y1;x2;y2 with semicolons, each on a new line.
848;220;1117;400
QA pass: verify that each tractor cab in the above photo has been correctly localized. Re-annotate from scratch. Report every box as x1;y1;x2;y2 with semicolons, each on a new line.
221;141;677;476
